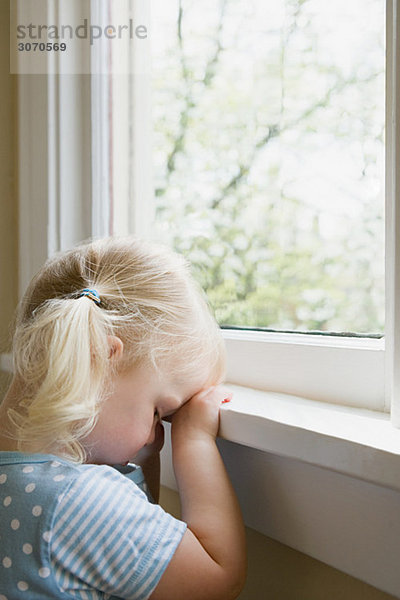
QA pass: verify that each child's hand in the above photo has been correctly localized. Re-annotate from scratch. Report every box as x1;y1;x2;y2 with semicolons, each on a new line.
171;385;232;442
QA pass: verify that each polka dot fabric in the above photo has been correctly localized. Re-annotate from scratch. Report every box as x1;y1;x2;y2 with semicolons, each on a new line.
0;453;69;599
0;452;186;599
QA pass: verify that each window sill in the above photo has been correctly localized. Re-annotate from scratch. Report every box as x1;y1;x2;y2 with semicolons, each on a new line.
2;349;399;493
161;384;400;596
2;351;399;491
220;384;400;493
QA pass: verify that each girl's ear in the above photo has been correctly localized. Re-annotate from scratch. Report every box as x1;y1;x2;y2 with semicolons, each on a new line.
107;335;124;361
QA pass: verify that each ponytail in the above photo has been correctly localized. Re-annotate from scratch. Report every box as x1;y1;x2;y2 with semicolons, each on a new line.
9;296;111;462
8;236;226;462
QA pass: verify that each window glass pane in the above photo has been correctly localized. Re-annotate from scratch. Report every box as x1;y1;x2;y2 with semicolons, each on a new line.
131;0;386;334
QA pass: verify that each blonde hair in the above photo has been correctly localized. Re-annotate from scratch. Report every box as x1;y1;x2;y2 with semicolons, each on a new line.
9;236;225;462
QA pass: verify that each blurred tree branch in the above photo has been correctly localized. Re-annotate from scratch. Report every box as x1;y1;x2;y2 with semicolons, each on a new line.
156;0;227;197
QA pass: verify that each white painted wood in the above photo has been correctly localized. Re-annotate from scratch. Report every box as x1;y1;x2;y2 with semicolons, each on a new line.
18;73;50;296
129;0;154;238
161;383;400;492
94;0;153;238
160;393;400;597
219;384;400;491
57;74;92;250
108;0;131;237
90;72;112;238
161;460;400;598
18;73;92;284
17;1;94;298
217;442;400;598
224;330;385;411
385;0;395;417
90;0;112;238
387;0;400;427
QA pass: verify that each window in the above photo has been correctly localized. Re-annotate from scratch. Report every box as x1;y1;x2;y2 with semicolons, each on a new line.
14;0;400;419
108;0;385;336
10;4;400;569
102;0;388;411
149;0;385;337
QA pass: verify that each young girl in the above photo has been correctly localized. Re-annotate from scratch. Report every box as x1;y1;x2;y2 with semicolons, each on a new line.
0;237;246;600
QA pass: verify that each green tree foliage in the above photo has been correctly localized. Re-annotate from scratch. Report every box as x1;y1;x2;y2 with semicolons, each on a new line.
151;0;385;334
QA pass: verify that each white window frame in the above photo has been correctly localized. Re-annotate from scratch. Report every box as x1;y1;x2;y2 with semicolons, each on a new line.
8;0;400;424
386;0;400;426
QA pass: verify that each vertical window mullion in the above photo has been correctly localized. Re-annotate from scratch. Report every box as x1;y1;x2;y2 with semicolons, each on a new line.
128;0;154;238
386;0;400;425
90;0;112;238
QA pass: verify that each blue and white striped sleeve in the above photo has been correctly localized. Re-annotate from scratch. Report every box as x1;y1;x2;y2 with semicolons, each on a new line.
49;465;187;600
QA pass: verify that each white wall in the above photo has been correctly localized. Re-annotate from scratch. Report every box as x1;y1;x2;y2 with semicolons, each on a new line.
161;426;400;598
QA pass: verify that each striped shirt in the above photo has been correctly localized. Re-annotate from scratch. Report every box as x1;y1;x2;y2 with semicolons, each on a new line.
0;452;186;600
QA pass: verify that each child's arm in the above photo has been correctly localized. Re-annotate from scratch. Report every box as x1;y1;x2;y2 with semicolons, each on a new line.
150;386;247;600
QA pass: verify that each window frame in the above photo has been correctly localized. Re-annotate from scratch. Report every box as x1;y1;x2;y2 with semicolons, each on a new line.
12;0;400;422
385;0;400;426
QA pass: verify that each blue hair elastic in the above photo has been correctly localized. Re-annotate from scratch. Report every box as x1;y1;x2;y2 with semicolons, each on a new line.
79;288;101;306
